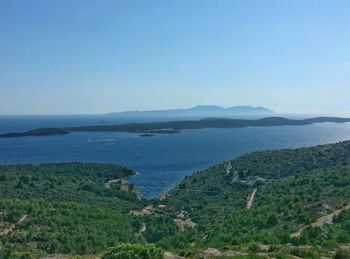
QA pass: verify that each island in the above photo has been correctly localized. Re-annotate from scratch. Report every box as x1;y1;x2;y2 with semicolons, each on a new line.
0;128;70;138
138;129;181;137
1;116;350;138
139;133;155;137
145;129;181;134
108;105;275;117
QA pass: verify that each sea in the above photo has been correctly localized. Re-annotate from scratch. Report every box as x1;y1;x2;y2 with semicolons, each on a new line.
1;115;350;199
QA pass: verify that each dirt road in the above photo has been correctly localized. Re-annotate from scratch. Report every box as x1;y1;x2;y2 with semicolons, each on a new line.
0;214;28;236
246;189;257;209
291;204;350;238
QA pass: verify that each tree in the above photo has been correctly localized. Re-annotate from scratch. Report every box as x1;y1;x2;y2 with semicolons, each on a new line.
102;243;164;259
266;214;278;227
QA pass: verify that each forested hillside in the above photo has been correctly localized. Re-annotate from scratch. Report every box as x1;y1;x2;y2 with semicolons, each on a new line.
158;141;350;257
0;163;145;257
1;142;350;258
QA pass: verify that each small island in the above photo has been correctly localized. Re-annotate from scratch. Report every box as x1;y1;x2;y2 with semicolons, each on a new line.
139;133;155;137
139;129;181;137
145;129;181;134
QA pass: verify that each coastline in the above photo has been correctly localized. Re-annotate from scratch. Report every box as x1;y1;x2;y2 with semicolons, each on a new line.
1;116;350;138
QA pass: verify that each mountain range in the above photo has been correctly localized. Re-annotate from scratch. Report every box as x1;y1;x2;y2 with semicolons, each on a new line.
108;105;274;117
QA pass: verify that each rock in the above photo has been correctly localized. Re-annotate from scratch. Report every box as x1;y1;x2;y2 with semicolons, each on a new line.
130;205;153;216
164;252;185;259
174;218;196;231
258;244;271;251
41;255;69;259
203;248;249;258
203;248;222;258
176;210;188;219
256;252;271;258
222;250;249;257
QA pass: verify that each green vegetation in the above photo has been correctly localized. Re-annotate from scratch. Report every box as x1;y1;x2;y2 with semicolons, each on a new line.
1;141;350;258
102;243;164;259
0;128;69;138
1;116;350;138
0;163;145;257
158;141;350;256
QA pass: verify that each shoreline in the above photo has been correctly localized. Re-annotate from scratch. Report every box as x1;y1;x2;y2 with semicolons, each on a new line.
1;116;350;138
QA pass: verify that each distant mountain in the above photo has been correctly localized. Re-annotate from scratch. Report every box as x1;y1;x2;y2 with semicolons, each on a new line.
108;105;274;117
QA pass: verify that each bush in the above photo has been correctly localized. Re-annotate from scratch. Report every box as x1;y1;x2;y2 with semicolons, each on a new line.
266;214;278;227
248;243;260;253
102;243;164;259
0;248;11;259
334;249;350;259
291;246;316;258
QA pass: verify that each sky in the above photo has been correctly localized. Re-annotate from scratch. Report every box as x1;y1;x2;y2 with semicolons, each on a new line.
0;0;350;115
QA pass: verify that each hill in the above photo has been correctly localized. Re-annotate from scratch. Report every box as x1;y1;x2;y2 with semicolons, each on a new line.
156;141;350;257
0;163;146;257
1;142;350;258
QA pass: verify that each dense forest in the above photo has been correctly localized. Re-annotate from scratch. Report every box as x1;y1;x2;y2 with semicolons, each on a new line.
1;142;350;258
160;141;350;256
0;163;145;257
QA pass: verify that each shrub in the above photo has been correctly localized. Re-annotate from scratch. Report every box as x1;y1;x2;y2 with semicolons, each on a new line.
334;249;350;259
102;243;164;259
248;243;260;253
291;246;315;258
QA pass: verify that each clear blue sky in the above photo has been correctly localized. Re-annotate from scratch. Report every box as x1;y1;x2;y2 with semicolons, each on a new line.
0;0;349;115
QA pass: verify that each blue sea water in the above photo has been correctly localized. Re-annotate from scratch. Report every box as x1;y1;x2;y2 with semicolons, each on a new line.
1;115;350;198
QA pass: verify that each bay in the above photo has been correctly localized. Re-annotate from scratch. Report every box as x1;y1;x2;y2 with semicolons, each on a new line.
1;115;350;198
